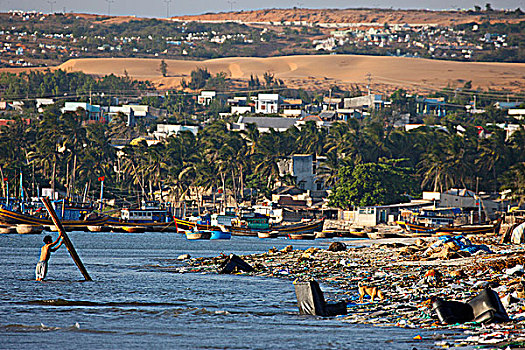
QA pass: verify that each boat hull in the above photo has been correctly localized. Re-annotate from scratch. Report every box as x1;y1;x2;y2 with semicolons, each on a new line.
0;207;108;230
186;231;212;240
210;231;231;240
403;221;498;235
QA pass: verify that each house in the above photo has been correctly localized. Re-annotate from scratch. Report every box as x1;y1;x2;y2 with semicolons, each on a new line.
277;154;323;191
281;99;305;117
197;91;216;105
342;200;431;226
255;93;281;114
438;188;500;220
105;105;166;126
322;97;343;111
495;101;523;110
152;124;199;139
343;94;383;111
508;109;525;120
231;116;299;133
228;97;253;114
416;97;447;117
296;115;330;128
62;102;103;122
35;98;54;112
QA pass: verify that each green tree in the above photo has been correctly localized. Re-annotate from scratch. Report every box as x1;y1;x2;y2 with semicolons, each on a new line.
328;160;418;208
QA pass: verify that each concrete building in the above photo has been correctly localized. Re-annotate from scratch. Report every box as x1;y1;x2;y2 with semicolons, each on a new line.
231;116;299;133
152;124;199;139
197;91;216;105
61;102;103;122
277;154;323;191
255;93;281;114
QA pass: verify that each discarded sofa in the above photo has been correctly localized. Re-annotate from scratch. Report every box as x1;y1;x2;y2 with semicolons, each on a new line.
218;254;254;274
432;288;510;324
294;280;347;317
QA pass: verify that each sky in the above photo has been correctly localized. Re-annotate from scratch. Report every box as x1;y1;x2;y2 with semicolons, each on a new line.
0;0;522;18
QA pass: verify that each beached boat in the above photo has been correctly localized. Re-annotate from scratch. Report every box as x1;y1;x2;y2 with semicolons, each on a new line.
315;231;335;239
402;221;499;235
0;225;16;234
0;206;107;230
120;226;146;233
186;231;212;240
16;224;44;234
258;231;279;239
87;225;110;232
210;230;231;240
289;233;316;240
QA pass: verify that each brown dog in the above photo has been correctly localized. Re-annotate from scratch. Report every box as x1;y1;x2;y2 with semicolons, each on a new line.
358;282;385;303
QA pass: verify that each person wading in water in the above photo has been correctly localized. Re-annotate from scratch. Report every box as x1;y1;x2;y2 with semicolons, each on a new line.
35;235;63;281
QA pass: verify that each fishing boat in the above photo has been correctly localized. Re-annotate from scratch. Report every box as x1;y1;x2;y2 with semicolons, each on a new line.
16;224;44;234
315;231;335;239
0;204;108;231
186;230;212;240
106;201;177;232
401;221;499;235
210;230;231;240
258;231;279;239
120;226;146;233
288;233;316;240
0;225;16;234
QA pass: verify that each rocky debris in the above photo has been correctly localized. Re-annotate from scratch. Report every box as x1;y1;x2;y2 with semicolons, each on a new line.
177;254;191;260
181;234;525;348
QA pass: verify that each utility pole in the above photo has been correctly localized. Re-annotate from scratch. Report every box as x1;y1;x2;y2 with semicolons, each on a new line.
227;0;236;21
47;0;56;13
164;0;172;18
105;0;114;16
366;72;372;95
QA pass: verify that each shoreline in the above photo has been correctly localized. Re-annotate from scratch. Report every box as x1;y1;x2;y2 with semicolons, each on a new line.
181;235;525;347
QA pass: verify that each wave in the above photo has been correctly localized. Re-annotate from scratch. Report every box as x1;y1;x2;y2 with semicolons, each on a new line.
21;299;187;307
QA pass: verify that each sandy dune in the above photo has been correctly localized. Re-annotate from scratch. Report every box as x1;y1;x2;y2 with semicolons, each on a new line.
54;55;525;93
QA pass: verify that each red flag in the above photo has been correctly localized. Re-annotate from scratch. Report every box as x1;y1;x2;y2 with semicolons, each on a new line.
98;176;105;181
3;177;7;182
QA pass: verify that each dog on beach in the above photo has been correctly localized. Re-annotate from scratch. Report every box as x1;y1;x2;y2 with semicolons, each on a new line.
358;281;385;303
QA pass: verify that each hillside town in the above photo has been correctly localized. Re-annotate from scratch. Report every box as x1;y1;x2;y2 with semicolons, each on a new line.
0;8;523;68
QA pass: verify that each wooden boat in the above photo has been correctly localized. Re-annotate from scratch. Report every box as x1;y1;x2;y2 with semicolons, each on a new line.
87;225;110;232
402;221;499;235
121;226;146;233
175;217;325;237
0;207;108;230
288;233;316;240
210;230;231;240
258;231;279;239
106;205;178;232
186;230;212;240
0;226;16;234
315;231;335;239
16;224;44;234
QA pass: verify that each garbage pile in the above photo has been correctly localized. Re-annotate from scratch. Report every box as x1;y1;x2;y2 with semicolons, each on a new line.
180;234;525;347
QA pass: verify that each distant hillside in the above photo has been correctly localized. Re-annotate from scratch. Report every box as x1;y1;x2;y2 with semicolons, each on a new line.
172;8;524;26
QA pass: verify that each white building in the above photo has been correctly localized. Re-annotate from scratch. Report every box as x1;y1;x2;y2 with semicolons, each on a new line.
197;91;216;105
255;93;281;114
152;124;199;139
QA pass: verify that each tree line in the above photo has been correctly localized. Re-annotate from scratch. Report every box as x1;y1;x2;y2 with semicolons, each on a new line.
0;101;523;210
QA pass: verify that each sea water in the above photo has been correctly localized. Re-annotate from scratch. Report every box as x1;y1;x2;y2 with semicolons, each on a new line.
1;232;451;349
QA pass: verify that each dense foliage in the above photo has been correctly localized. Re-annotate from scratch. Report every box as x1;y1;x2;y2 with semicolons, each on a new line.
0;99;524;208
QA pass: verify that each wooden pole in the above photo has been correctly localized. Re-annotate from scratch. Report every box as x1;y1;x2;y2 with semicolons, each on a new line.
41;196;92;281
